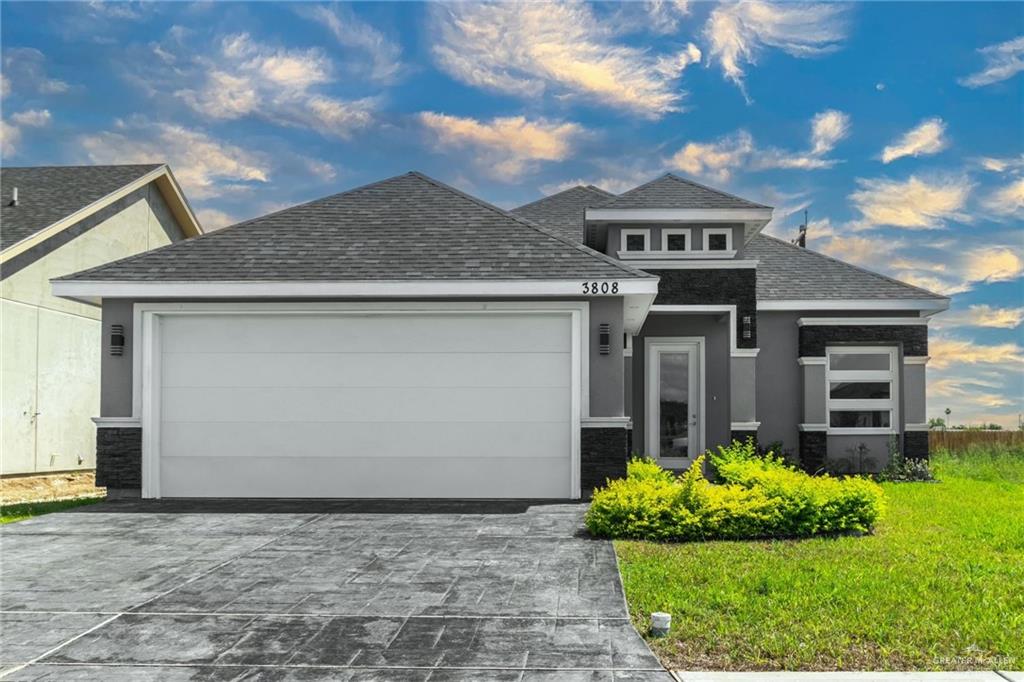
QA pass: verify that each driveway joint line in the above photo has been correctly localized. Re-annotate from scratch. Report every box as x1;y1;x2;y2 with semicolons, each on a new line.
0;612;124;680
0;610;634;621
1;661;667;672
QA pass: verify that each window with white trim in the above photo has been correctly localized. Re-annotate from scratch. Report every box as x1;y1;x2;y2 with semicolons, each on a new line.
620;228;650;252
825;346;898;433
703;228;732;251
661;227;691;252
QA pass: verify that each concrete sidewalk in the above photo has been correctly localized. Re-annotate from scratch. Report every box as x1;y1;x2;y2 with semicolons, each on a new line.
673;673;1022;682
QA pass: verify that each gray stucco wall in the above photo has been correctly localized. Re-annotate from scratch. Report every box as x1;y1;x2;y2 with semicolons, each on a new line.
730;356;756;423
756;311;802;452
630;312;731;455
98;296;627;420
604;224;747;257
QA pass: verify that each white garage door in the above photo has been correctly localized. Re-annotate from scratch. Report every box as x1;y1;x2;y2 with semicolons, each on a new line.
155;311;575;498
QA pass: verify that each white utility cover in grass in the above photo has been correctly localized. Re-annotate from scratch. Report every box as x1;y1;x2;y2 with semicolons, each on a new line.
156;311;574;498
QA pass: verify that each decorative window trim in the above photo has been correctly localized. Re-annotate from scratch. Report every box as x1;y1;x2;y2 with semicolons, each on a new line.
825;346;898;435
661;227;692;252
620;228;650;252
703;227;733;252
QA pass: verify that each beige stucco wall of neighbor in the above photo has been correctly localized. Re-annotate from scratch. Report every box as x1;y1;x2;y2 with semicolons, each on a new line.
0;187;184;475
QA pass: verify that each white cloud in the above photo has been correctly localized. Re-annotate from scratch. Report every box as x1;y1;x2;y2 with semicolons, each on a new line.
430;1;701;118
2;48;70;97
962;246;1024;284
703;1;849;100
977;155;1024;173
932;305;1024;330
79;120;269;200
10;109;52;127
881;118;948;164
1;108;52;155
668;109;849;180
643;0;692;34
420;112;582;181
0;74;9;98
669;130;754;183
983;178;1024;217
195;207;241;231
300;4;403;83
958;35;1024;88
174;34;375;138
849;175;971;229
930;336;1024;370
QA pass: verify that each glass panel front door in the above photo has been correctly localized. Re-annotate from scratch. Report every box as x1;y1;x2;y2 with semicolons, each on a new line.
659;351;691;457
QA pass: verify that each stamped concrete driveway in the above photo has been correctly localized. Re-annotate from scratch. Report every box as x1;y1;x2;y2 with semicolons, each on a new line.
0;500;667;681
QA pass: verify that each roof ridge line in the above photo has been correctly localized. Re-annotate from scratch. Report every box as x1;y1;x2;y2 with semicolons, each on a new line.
759;233;948;300
662;172;772;209
512;185;592;212
408;172;656;280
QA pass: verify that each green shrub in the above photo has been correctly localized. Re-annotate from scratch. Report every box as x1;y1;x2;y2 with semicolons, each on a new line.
586;441;885;542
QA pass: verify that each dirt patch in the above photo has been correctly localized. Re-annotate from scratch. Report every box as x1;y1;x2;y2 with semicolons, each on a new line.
1;471;105;505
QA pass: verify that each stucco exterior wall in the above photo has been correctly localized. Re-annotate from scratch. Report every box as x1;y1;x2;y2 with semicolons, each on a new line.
630;313;731;456
756;311;802;453
1;187;185;475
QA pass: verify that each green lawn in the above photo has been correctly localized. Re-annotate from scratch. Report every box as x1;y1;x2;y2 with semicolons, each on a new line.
614;447;1024;671
0;497;104;524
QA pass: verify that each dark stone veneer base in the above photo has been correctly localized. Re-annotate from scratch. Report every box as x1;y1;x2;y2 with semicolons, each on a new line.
903;431;930;460
581;427;629;496
644;268;757;348
798;431;828;474
799;325;928;357
96;427;142;490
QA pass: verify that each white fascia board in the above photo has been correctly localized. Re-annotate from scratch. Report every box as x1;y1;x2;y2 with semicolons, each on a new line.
623;292;657;335
759;299;950;312
52;278;660;302
619;258;756;269
797;317;930;326
586;208;773;222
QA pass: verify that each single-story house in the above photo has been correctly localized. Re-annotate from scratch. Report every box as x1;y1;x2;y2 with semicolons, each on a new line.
52;171;948;499
1;164;200;476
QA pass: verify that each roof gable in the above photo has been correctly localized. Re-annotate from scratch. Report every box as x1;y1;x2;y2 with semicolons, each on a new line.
511;185;615;242
60;172;654;283
747;234;946;302
598;173;769;210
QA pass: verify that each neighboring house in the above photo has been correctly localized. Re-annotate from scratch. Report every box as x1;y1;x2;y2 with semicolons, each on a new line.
1;164;200;476
52;171;947;500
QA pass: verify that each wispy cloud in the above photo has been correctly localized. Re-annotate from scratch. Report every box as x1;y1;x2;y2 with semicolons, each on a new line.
430;1;701;118
419;112;582;181
79;119;269;200
881;117;949;163
976;155;1024;173
194;207;241;232
642;0;692;34
2;47;70;96
174;34;376;138
667;109;849;181
932;305;1024;330
983;178;1024;217
703;1;849;100
929;336;1024;370
848;174;971;229
958;35;1024;88
298;4;403;83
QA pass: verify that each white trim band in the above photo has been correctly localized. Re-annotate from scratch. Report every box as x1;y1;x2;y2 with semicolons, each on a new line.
92;417;142;428
798;357;827;366
904;356;930;365
730;421;761;431
619;259;756;269
587;207;773;222
797;317;929;326
799;423;827;432
905;423;931;432
759;299;949;312
581;417;632;429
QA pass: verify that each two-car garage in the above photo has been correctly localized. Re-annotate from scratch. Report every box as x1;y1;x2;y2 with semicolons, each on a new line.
145;305;581;499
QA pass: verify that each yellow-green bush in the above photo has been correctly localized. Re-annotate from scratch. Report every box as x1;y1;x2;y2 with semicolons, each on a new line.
586;440;885;541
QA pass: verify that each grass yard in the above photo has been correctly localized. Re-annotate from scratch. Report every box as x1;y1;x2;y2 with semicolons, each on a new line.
0;497;104;524
615;446;1024;671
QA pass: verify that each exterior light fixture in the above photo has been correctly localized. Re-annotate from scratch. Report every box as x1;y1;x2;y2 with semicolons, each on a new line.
599;323;611;355
110;324;125;356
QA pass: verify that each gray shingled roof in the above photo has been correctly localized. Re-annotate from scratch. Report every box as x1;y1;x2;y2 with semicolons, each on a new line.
61;172;654;282
747;234;946;301
1;164;163;251
511;185;615;241
597;173;770;210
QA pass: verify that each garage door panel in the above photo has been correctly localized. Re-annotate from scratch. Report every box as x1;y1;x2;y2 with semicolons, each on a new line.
161;455;571;498
162;386;570;423
161;352;570;389
161;421;570;459
162;314;571;354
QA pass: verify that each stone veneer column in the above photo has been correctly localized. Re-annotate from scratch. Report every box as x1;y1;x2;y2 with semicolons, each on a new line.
95;426;142;498
580;423;630;497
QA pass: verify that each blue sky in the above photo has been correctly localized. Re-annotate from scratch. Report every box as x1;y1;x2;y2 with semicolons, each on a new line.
2;1;1022;427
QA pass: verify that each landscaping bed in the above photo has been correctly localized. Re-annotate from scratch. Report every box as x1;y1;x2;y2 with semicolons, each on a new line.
611;446;1024;671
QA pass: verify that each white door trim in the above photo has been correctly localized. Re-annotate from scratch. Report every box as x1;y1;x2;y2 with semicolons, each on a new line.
134;300;588;499
645;336;705;466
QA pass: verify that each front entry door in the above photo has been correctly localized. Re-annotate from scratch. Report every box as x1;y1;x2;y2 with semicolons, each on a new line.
646;338;703;466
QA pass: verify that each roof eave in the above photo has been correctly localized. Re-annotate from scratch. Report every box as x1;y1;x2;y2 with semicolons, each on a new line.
0;165;203;265
757;298;951;316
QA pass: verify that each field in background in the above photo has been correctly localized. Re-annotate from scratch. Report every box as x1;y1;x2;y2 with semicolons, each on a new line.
930;430;1024;451
615;445;1024;671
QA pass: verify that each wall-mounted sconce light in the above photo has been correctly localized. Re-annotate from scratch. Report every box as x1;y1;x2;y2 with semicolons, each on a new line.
110;324;125;356
742;316;752;340
599;323;611;355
